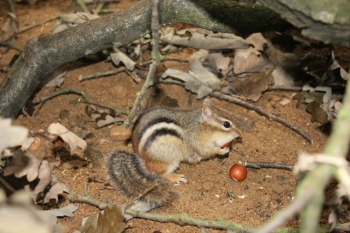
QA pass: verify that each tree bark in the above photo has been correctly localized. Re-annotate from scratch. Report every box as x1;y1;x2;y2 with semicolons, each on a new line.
0;0;290;118
260;0;350;47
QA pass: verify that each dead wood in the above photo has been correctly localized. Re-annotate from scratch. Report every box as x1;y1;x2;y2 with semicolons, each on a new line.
0;0;289;118
260;0;350;47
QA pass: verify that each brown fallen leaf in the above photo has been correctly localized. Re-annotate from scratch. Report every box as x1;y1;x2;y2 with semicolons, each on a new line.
0;118;28;156
81;205;126;233
234;69;274;102
48;122;87;155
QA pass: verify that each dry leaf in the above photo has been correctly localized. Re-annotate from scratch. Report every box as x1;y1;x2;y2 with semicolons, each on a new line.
189;58;221;90
1;13;18;41
48;122;87;155
14;152;41;182
264;40;308;86
86;105;124;128
42;176;70;203
207;53;231;75
279;98;291;105
0;191;53;233
53;12;99;33
160;27;249;50
234;69;274;102
308;51;349;85
162;68;212;99
38;204;78;221
3;150;30;177
272;66;294;86
81;205;126;233
234;33;275;75
189;49;209;61
23;160;53;203
21;137;35;151
110;50;136;71
0;118;28;156
45;70;66;87
95;114;124;128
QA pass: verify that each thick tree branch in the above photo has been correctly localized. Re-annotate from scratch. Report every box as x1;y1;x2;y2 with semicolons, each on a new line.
260;0;350;47
0;0;289;118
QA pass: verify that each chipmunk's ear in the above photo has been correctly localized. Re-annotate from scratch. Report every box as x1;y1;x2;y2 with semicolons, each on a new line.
201;101;214;122
203;99;213;107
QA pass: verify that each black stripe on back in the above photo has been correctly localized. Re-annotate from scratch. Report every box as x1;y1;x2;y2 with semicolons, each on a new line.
144;128;182;149
137;117;179;141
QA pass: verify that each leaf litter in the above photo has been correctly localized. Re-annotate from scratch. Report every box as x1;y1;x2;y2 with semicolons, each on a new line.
0;119;78;232
1;2;350;231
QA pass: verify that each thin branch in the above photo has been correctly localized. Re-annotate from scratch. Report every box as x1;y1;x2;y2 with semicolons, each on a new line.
79;67;126;82
93;2;106;14
241;161;293;171
33;88;128;116
18;16;59;34
0;175;16;193
4;0;15;14
75;0;90;13
124;181;159;210
298;73;350;231
0;41;23;53
69;188;329;232
125;209;256;232
257;75;350;232
139;56;189;67
69;191;107;210
158;79;312;143
256;190;314;233
69;189;255;231
210;91;312;143
268;85;303;92
124;0;161;127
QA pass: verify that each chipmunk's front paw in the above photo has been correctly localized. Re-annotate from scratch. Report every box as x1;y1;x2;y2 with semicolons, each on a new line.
163;173;187;184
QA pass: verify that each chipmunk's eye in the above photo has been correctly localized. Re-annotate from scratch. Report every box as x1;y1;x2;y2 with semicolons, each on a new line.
223;121;231;128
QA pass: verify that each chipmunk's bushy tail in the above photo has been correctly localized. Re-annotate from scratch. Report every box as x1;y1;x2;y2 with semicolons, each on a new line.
107;150;176;211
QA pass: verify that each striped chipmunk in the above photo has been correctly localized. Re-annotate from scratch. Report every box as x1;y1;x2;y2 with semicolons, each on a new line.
107;99;242;211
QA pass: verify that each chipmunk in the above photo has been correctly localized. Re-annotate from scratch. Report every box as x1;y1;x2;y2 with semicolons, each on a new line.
107;99;241;211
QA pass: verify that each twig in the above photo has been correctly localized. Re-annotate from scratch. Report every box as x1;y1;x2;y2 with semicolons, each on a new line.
334;222;350;231
125;209;256;232
257;74;350;232
4;0;15;14
124;0;161;127
0;41;23;53
210;91;312;143
99;9;115;14
124;181;159;210
0;175;16;193
79;67;126;82
93;2;105;15
139;56;189;67
157;79;312;143
268;85;303;92
240;161;293;171
70;190;107;210
69;189;254;231
18;16;59;34
33;88;128;116
75;0;90;13
69;188;329;232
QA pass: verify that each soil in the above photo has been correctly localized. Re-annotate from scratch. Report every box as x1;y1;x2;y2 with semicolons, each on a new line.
0;0;348;232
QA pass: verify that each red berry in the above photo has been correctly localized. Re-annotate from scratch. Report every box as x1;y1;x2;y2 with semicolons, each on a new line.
221;140;233;148
229;164;247;182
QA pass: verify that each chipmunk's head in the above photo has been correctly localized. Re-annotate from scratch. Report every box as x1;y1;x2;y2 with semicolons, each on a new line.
200;99;241;156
